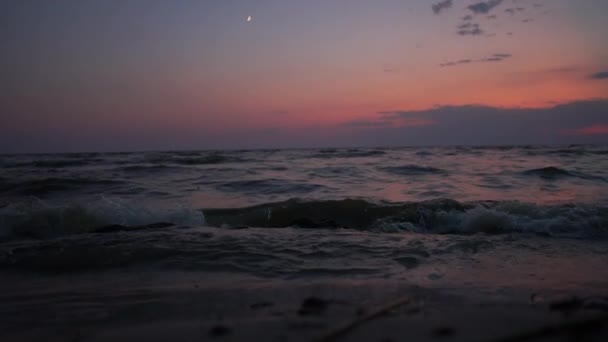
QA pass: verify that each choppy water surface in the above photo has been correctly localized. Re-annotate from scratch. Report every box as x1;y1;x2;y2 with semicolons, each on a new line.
1;145;608;278
1;146;608;239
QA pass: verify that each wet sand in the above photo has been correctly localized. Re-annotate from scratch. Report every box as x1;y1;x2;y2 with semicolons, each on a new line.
1;271;607;342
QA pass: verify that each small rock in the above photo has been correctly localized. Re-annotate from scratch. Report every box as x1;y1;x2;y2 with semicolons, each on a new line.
432;326;455;338
209;324;232;337
549;297;584;314
298;297;330;316
250;301;275;310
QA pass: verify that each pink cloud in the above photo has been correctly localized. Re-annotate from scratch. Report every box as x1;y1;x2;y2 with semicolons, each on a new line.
565;124;608;136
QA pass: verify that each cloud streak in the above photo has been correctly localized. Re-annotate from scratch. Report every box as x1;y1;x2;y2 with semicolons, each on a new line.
566;124;608;136
440;53;512;67
590;71;608;80
457;22;483;36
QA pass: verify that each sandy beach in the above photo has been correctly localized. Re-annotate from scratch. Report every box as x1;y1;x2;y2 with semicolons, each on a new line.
2;228;607;342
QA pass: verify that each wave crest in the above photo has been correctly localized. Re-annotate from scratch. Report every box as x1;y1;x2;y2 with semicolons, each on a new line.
522;167;605;181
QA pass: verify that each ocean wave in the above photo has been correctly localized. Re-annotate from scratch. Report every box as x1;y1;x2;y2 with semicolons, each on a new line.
380;165;445;176
310;166;361;178
0;177;125;196
521;167;605;181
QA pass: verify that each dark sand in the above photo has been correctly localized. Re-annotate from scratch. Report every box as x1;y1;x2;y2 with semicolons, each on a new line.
1;231;607;341
1;272;607;342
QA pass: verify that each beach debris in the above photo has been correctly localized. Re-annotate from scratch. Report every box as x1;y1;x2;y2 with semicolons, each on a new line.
549;296;584;315
529;293;543;304
208;324;232;337
432;326;456;338
584;297;608;312
250;301;275;310
549;296;608;315
314;295;412;342
487;313;608;342
298;297;331;316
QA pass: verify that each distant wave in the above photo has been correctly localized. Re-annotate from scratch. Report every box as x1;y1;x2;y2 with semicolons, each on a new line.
215;179;326;195
172;155;243;165
4;158;105;168
114;165;187;173
521;167;605;181
310;166;361;178
0;177;125;196
310;149;386;159
380;165;445;176
144;153;248;165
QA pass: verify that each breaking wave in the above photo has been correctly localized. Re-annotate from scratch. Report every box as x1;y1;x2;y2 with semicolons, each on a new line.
202;199;608;238
0;197;205;240
1;198;607;240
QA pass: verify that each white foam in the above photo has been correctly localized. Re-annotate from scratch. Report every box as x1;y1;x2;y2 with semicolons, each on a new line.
0;196;206;239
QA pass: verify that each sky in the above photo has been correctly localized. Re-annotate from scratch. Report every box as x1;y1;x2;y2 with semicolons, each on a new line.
1;0;607;153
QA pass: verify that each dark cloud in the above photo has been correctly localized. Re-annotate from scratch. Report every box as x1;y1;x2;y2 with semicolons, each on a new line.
432;0;453;14
487;15;497;19
522;18;534;23
458;22;473;29
590;71;608;80
457;23;483;36
505;7;525;15
468;0;504;15
462;15;473;21
342;99;608;146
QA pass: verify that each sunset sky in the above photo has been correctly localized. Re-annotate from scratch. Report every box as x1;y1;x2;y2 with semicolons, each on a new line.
1;0;608;152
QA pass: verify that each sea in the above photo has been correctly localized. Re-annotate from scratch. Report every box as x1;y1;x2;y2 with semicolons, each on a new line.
1;145;608;273
2;145;607;241
2;145;608;340
1;145;607;271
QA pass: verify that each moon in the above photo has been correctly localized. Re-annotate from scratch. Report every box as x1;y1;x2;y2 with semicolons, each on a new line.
247;15;252;23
